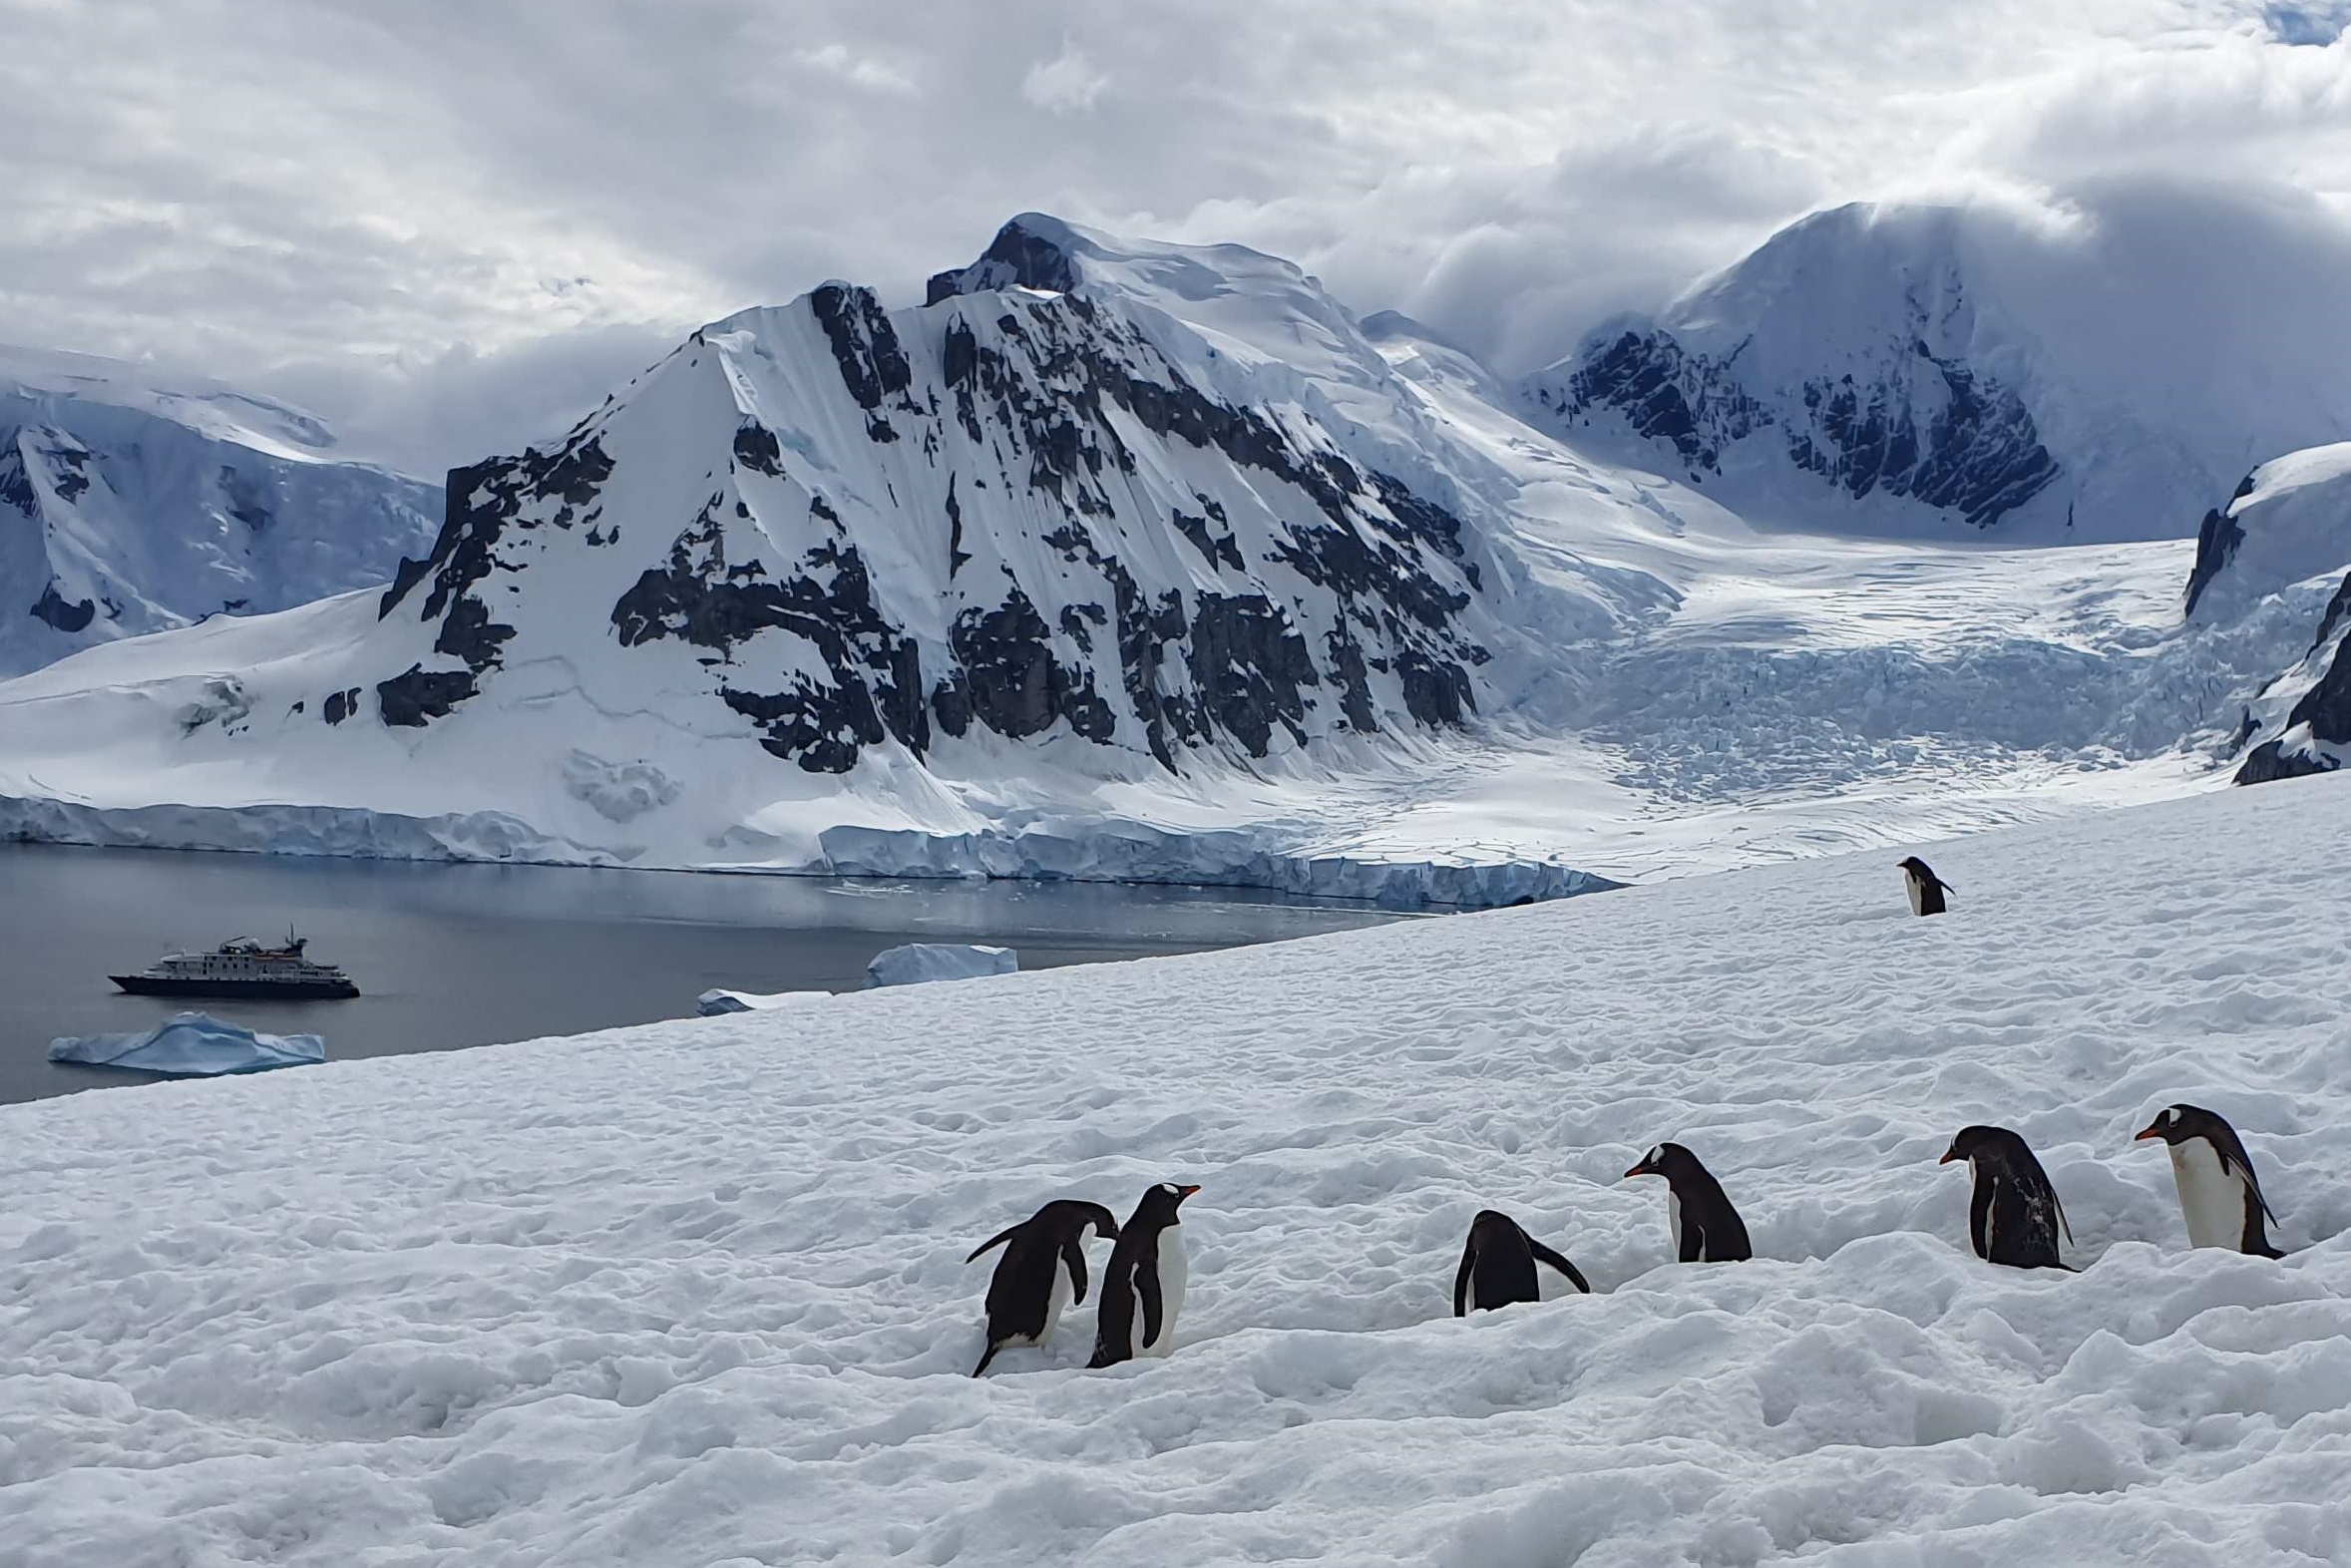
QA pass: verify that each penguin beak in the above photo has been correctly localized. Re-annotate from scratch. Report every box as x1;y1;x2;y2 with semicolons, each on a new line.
1176;1184;1201;1199
2132;1123;2162;1142
1623;1161;1652;1179
1936;1147;1960;1164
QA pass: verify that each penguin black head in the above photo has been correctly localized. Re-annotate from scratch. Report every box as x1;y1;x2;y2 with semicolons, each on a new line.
1939;1124;2034;1169
1624;1142;1698;1181
1129;1181;1199;1226
2134;1103;2228;1147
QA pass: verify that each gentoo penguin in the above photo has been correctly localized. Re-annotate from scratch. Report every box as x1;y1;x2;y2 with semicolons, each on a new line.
2134;1103;2284;1258
1454;1209;1591;1314
966;1199;1120;1375
1898;856;1954;917
1940;1125;2073;1270
1624;1143;1753;1262
1088;1181;1198;1369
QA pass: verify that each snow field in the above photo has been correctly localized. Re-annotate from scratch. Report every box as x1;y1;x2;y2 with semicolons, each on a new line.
6;775;2351;1563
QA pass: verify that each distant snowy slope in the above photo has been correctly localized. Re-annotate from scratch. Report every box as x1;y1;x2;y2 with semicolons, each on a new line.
2183;443;2351;784
1524;193;2351;543
7;773;2351;1565
0;344;441;674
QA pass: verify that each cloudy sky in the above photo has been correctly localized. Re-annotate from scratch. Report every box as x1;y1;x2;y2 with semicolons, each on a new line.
4;0;2349;473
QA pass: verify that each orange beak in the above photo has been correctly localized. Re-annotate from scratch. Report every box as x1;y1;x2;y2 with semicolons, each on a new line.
2133;1124;2162;1142
1937;1149;1960;1164
1177;1184;1202;1197
1623;1162;1652;1180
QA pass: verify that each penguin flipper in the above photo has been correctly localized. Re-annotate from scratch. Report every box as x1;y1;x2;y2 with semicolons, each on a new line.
1138;1256;1165;1351
1679;1218;1705;1264
1453;1239;1476;1317
965;1225;1020;1265
1527;1238;1591;1294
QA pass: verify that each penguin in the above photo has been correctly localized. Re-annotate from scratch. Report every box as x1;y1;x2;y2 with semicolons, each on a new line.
1898;856;1954;917
1454;1209;1591;1314
2133;1103;2284;1258
966;1199;1119;1375
1623;1142;1753;1262
1088;1181;1198;1368
1940;1125;2073;1270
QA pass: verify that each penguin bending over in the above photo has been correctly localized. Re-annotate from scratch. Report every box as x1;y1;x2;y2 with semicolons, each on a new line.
967;1199;1120;1375
2135;1103;2284;1257
1089;1182;1198;1368
1455;1209;1591;1314
1898;856;1954;917
1624;1142;1753;1262
1941;1125;2073;1270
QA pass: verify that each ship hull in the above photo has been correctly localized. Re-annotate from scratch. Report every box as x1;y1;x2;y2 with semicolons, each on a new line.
110;976;359;1000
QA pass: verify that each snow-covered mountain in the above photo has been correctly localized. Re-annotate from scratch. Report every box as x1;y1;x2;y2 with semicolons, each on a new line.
1;212;2339;898
1523;197;2351;544
2185;443;2351;783
0;345;441;675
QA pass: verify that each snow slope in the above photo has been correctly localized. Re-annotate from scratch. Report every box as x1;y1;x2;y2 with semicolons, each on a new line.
1524;197;2351;544
0;343;442;675
7;773;2351;1565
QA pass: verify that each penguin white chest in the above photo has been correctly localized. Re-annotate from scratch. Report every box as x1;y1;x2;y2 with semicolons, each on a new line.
1669;1191;1684;1257
1904;874;1926;916
1141;1230;1187;1358
1040;1255;1077;1342
2168;1139;2248;1250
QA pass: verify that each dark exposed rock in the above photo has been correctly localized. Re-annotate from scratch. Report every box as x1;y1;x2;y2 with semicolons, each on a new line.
377;664;478;727
2184;472;2262;614
322;686;357;725
1553;323;2061;530
613;502;930;764
2236;737;2337;784
0;433;40;516
925;216;1085;306
949;588;1071;740
1186;593;1315;755
30;583;97;633
810;282;914;412
221;466;273;531
733;423;784;478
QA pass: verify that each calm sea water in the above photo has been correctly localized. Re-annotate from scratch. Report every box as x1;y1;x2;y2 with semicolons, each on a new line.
0;843;1399;1105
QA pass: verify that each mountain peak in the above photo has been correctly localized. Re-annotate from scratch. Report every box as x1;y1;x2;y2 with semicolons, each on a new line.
924;213;1097;305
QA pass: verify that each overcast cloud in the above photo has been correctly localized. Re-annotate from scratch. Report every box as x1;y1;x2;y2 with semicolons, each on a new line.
3;0;2349;474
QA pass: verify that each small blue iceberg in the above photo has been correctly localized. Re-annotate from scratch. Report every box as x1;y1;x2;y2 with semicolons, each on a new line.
49;1012;326;1077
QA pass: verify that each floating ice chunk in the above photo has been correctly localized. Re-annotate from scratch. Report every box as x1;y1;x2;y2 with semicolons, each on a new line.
863;943;1018;988
694;988;832;1016
48;1011;325;1076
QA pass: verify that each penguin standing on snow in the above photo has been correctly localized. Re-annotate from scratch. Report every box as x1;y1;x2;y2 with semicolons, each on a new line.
2134;1103;2285;1258
1940;1125;2073;1270
1089;1182;1199;1368
966;1199;1120;1375
1454;1209;1591;1314
1898;856;1954;917
1624;1142;1753;1262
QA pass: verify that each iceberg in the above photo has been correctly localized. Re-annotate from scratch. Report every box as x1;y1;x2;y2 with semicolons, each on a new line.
694;988;832;1016
48;1011;326;1076
863;944;1019;989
